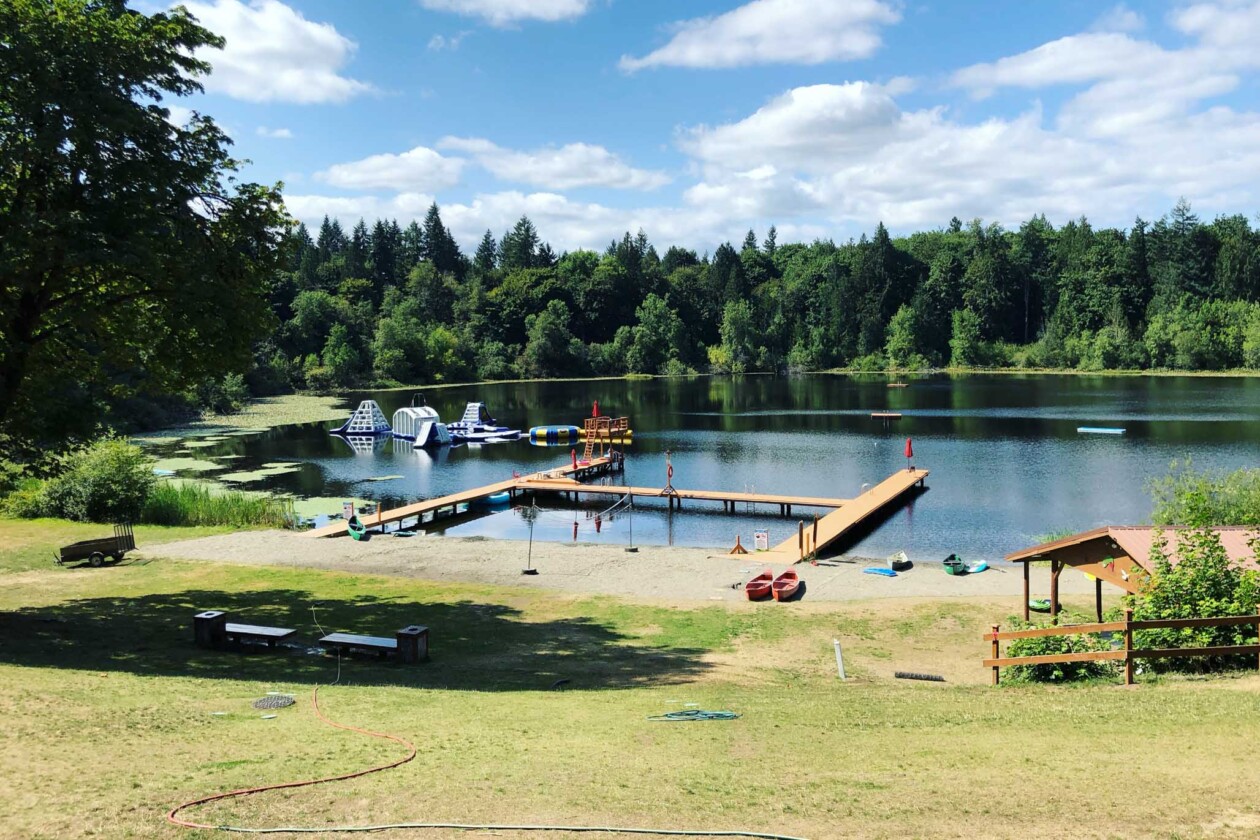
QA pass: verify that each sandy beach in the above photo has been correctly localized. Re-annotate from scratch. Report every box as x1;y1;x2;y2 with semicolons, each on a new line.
149;529;1099;605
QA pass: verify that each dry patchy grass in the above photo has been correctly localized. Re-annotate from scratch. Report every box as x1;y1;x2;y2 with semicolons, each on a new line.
1;520;1258;840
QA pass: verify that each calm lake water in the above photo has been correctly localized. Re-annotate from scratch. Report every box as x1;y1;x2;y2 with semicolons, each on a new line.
165;374;1260;563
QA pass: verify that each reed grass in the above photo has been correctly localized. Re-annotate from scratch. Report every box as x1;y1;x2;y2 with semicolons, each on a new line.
140;481;293;528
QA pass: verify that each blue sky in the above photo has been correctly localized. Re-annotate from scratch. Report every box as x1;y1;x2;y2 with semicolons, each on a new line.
156;0;1260;252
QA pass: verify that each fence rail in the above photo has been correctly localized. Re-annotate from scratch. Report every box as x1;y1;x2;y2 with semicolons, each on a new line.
983;607;1260;685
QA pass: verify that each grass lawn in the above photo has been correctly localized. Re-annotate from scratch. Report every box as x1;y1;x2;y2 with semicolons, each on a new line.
2;519;1259;839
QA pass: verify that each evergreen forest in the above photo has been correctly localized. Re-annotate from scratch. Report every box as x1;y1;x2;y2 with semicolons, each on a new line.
255;199;1260;399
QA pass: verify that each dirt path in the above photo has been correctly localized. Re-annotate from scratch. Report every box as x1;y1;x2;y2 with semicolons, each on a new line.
148;529;1099;605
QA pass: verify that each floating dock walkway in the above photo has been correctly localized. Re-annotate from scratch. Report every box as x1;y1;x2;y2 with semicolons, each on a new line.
516;480;847;516
308;457;928;558
761;468;929;562
306;457;618;538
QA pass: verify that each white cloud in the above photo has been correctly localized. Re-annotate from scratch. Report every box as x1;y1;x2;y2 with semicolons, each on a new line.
257;126;294;139
181;0;372;103
427;31;471;51
620;0;900;71
419;0;593;27
316;147;465;192
285;192;438;224
1090;4;1145;33
290;2;1260;252
438;137;670;190
164;104;196;126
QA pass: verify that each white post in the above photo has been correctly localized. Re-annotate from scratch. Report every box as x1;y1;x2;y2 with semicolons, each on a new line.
833;638;846;681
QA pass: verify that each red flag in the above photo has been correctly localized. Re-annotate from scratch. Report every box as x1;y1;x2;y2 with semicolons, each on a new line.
593;400;599;417
904;438;914;459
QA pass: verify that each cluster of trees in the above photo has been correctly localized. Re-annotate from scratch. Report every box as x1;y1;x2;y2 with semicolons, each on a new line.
255;200;1260;392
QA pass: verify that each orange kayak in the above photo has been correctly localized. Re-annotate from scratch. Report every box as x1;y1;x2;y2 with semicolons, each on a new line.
745;570;773;601
772;569;800;601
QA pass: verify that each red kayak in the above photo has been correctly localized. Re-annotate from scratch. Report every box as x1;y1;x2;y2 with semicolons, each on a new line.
772;569;800;602
745;570;773;601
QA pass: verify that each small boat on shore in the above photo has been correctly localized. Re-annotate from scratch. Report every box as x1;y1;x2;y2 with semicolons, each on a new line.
347;515;367;541
1028;598;1052;613
745;570;773;601
966;560;989;574
887;551;912;572
772;569;800;601
943;554;967;575
864;567;897;577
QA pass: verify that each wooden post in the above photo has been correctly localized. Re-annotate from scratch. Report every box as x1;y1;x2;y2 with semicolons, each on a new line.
812;514;819;549
1123;607;1134;686
991;624;1000;686
1022;562;1030;622
798;521;805;561
1050;559;1060;624
1095;577;1103;623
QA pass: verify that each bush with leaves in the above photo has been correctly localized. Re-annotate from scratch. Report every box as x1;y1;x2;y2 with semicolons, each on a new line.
1002;616;1117;683
38;438;155;523
1128;529;1260;672
1147;460;1260;527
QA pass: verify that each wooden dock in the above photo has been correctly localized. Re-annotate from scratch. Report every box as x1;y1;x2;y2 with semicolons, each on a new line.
308;456;926;554
517;479;848;515
306;457;617;538
761;468;928;562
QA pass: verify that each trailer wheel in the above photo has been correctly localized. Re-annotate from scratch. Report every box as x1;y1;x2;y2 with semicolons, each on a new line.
89;552;105;568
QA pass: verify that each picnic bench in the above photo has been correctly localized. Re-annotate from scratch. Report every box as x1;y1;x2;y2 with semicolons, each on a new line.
319;625;429;664
194;610;296;651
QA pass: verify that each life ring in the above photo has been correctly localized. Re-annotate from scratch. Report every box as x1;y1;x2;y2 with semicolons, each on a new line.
667;464;673;479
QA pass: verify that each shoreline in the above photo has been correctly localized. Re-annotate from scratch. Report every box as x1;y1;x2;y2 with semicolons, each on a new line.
149;529;1100;607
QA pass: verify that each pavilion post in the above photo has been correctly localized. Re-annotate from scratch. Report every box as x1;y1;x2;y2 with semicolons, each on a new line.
1050;559;1061;624
1022;562;1030;622
1123;607;1135;685
1095;577;1104;623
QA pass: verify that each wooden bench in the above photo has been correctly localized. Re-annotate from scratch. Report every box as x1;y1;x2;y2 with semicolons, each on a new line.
319;625;429;664
193;610;295;651
319;632;395;658
225;622;296;648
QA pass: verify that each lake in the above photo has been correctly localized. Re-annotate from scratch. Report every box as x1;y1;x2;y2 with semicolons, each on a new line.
157;374;1260;563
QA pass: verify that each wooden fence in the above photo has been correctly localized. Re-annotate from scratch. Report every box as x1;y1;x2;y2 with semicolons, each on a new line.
984;607;1260;685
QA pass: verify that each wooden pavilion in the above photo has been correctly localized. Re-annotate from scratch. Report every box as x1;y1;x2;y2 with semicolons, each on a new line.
1005;526;1259;622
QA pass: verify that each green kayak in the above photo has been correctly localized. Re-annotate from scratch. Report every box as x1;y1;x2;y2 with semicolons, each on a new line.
943;554;967;575
347;515;367;541
1028;598;1052;613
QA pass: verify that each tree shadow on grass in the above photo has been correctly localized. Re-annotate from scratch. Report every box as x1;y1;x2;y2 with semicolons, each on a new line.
0;588;712;691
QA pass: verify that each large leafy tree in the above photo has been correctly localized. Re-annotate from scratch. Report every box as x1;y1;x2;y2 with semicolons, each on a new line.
0;0;288;443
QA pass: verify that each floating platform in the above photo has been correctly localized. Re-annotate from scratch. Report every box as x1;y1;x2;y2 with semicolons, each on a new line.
1077;427;1125;435
871;412;902;419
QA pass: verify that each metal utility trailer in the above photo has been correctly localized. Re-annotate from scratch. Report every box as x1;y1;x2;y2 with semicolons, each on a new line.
55;523;136;567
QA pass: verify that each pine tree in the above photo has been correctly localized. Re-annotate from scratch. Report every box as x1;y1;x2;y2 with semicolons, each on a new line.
474;230;498;276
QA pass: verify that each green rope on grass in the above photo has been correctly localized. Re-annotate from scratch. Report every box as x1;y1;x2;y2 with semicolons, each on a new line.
647;710;741;722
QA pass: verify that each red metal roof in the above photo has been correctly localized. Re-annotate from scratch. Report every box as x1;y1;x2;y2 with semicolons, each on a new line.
1006;526;1259;574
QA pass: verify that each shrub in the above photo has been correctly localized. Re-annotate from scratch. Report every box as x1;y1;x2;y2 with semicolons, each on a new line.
3;480;47;518
40;437;155;523
1147;460;1260;527
1003;617;1117;683
1129;529;1260;672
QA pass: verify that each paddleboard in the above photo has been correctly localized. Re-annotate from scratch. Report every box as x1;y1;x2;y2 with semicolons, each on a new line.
864;567;898;577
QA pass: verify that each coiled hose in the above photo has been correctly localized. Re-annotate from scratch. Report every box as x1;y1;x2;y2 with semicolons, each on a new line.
168;686;808;839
